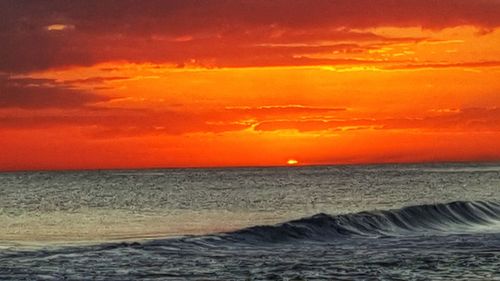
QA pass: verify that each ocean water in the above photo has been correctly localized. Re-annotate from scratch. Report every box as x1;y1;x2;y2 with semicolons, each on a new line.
1;163;500;280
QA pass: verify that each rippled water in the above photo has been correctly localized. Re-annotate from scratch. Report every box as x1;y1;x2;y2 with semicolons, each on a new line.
1;163;500;280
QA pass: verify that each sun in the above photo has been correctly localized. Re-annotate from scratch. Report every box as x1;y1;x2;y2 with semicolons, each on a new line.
287;159;299;165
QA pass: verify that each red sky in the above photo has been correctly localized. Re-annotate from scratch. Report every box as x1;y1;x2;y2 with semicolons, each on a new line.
1;0;499;170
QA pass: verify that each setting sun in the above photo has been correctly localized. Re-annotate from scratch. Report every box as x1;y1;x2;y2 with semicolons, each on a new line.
287;159;299;165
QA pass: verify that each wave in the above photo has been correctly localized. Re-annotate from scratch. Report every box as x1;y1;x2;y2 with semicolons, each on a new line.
218;201;500;243
7;201;497;253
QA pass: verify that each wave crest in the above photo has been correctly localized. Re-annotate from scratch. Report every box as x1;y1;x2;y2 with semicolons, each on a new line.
222;201;500;243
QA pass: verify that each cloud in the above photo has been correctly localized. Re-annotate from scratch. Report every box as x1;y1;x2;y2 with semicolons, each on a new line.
255;119;376;132
0;103;346;135
0;76;113;109
4;1;498;33
0;107;249;136
225;105;346;118
62;76;130;85
1;0;499;72
254;108;500;132
383;107;500;131
2;98;498;136
385;61;500;70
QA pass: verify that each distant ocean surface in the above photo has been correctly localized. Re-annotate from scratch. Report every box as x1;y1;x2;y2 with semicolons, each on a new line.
1;163;500;280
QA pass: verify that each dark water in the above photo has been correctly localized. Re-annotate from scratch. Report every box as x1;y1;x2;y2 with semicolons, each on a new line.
1;163;500;280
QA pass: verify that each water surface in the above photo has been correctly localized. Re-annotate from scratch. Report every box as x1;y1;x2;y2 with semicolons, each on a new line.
1;163;500;280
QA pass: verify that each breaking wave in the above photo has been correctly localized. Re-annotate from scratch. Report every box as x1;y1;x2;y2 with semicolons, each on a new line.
219;201;500;243
64;201;500;250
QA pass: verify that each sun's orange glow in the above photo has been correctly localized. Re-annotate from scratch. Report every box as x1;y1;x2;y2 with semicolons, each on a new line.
1;2;500;171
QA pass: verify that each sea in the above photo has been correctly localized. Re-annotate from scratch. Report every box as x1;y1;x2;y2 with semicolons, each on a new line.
1;163;499;280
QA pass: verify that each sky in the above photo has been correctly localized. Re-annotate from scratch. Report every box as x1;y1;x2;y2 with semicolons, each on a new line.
1;0;499;171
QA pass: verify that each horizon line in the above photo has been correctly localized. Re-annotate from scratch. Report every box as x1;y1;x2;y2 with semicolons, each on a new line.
1;159;499;174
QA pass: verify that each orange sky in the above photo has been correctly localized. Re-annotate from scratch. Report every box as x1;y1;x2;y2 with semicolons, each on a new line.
1;1;500;171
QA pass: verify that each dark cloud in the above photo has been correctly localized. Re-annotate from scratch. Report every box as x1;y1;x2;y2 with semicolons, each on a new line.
0;108;249;136
3;1;499;33
1;0;499;72
0;76;113;108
